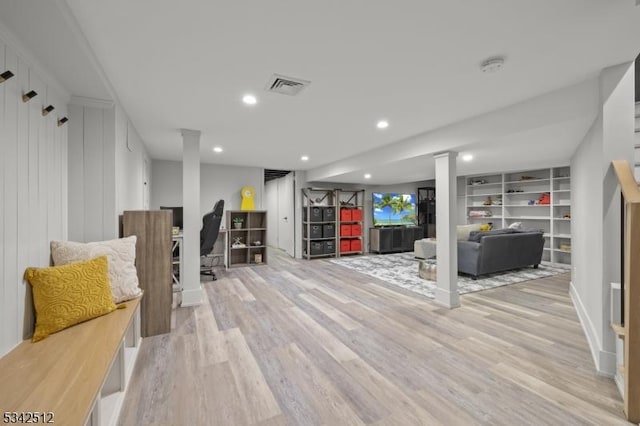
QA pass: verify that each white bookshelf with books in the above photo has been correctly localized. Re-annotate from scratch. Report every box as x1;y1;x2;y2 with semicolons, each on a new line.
464;166;571;265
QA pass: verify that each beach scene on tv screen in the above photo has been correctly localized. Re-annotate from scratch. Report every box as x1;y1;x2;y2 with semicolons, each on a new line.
373;193;417;226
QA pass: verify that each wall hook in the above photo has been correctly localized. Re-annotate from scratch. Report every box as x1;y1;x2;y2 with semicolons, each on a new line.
42;105;55;116
57;117;68;127
0;70;14;83
22;90;38;103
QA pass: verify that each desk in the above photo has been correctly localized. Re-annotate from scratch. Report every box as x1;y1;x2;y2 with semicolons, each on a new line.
172;229;228;293
171;232;183;293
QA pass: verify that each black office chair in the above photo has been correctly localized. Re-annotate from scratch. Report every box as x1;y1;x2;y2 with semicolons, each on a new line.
200;200;224;280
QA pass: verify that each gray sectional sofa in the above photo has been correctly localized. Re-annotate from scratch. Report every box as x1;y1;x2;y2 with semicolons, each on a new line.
457;229;545;278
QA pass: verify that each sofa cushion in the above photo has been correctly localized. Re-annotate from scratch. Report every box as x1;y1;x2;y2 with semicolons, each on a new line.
456;224;482;241
51;237;142;303
468;228;516;242
24;256;117;342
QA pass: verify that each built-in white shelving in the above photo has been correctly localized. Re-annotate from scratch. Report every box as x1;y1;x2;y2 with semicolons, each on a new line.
464;166;571;266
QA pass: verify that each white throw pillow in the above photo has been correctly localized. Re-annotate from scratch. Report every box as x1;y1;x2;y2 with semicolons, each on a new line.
50;236;142;303
456;223;482;241
508;222;523;231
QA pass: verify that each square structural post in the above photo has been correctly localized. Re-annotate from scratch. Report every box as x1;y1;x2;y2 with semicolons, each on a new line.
434;151;460;308
181;129;203;306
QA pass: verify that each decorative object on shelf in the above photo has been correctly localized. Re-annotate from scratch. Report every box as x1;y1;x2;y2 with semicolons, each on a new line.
233;217;244;229
506;189;524;193
537;193;550;205
240;185;256;210
232;237;246;248
563;213;571;219
519;176;536;180
172;226;180;235
483;196;493;206
470;179;487;185
469;210;491;218
479;223;493;231
559;243;571;251
251;240;262;246
528;199;535;205
254;253;263;264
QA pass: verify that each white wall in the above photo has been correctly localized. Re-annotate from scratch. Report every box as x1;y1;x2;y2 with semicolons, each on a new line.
68;103;116;242
0;39;68;356
150;160;264;217
115;105;149;214
68;102;149;242
570;61;635;376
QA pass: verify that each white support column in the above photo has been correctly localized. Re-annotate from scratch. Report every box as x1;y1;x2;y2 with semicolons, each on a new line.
180;129;203;306
434;151;459;308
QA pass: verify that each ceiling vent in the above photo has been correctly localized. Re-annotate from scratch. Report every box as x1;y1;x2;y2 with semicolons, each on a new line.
265;74;310;96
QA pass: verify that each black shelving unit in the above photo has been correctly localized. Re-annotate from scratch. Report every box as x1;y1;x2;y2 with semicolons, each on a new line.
302;188;337;259
417;187;436;238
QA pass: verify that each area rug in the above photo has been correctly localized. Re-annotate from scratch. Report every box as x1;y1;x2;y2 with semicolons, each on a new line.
329;252;568;299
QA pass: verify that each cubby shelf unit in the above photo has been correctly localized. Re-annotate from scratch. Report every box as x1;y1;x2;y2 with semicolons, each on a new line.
226;210;267;267
464;166;571;265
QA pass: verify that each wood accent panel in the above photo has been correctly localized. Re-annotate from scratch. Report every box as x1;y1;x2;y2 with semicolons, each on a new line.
0;297;140;425
122;210;172;337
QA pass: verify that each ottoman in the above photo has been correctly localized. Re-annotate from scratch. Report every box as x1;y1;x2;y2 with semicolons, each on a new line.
414;238;437;259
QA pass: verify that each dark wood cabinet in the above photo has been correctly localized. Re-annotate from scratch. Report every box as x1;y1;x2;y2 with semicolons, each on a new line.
369;226;422;254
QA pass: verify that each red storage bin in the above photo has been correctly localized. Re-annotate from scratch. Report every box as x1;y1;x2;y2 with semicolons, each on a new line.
351;208;363;221
350;239;362;252
340;239;351;253
340;224;351;236
340;209;352;221
350;224;362;236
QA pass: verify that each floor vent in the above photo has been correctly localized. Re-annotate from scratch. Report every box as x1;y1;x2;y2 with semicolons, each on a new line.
265;74;310;96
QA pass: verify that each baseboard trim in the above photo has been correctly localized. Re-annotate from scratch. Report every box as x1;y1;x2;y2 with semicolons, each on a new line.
180;286;203;307
615;372;625;398
569;281;615;376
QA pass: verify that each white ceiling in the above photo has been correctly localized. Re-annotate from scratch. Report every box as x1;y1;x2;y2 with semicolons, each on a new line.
1;0;639;183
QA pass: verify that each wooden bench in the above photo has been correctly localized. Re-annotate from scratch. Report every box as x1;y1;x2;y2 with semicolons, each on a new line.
0;296;142;426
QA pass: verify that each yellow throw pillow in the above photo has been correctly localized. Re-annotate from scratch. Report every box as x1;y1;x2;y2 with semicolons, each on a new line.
24;256;117;342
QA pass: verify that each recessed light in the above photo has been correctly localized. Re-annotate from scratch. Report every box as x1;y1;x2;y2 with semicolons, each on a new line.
462;154;473;161
301;155;309;161
364;173;372;179
213;146;223;153
242;94;257;105
376;120;389;129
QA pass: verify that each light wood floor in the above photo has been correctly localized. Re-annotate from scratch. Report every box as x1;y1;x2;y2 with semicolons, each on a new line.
119;250;630;425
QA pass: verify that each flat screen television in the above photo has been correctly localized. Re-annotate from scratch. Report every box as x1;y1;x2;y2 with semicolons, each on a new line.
372;192;417;226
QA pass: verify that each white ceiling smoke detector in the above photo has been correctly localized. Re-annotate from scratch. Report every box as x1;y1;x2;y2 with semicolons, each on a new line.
480;56;505;73
265;73;311;96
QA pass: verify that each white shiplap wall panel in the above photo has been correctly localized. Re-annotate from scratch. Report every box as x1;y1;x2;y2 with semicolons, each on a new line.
0;42;67;355
16;59;30;340
3;45;19;350
83;107;104;243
